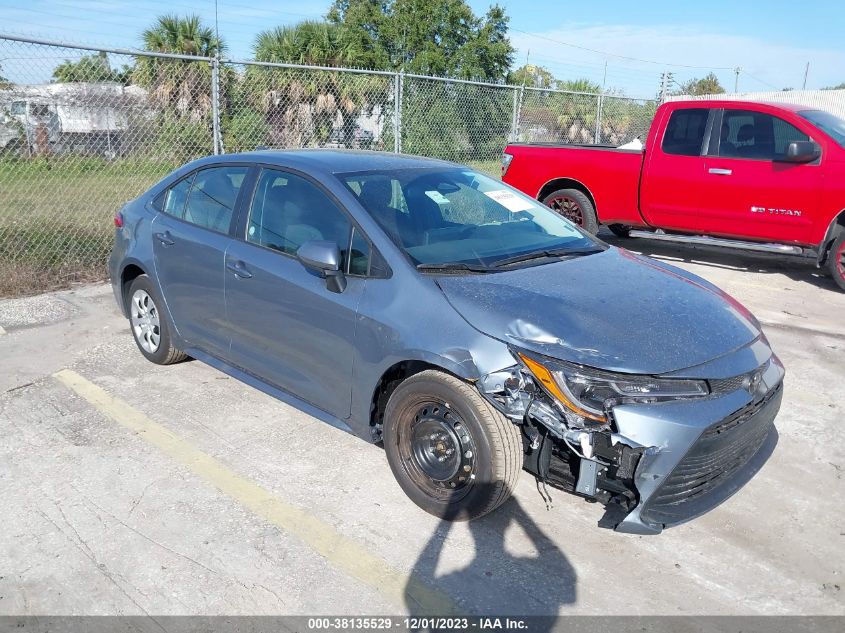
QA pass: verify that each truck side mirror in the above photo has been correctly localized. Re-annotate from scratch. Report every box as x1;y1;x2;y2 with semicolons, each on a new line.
783;140;821;163
296;240;347;293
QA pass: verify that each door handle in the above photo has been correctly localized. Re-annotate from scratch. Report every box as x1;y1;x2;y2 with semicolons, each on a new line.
154;231;175;246
226;260;253;279
708;168;732;176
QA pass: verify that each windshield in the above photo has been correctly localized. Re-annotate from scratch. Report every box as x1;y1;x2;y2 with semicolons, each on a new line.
800;109;845;148
339;167;603;270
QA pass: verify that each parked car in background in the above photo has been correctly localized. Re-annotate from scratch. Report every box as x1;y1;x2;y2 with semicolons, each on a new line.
110;150;783;534
502;100;845;291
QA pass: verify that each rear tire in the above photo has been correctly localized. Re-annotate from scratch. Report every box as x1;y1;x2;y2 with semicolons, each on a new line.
383;370;522;521
828;233;845;292
126;275;187;365
541;188;599;234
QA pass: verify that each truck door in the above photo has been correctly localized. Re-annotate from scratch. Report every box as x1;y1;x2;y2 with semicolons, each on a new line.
697;108;822;244
640;106;714;233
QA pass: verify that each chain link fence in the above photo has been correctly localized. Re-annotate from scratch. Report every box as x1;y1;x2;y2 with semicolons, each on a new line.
0;33;657;296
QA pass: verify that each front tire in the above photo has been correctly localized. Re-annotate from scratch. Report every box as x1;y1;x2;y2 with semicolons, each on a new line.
541;188;599;234
828;233;845;292
126;275;187;365
383;370;522;521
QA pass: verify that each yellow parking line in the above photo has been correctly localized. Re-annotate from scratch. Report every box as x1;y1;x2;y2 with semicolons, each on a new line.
54;368;457;615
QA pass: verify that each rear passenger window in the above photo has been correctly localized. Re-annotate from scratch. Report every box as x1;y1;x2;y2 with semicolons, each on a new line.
161;175;193;216
182;166;248;233
662;108;709;156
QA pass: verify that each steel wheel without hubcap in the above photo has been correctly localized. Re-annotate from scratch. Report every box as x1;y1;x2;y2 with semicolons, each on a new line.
546;194;584;227
399;402;477;501
837;241;845;283
130;289;161;354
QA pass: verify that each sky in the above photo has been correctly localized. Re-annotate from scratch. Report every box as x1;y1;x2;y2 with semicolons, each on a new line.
1;0;843;96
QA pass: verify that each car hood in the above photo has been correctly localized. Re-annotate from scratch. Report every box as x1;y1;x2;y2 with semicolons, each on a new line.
435;248;761;375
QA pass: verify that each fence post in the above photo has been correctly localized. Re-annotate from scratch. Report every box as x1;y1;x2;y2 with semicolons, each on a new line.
594;94;604;144
511;85;525;142
211;58;222;155
393;72;400;153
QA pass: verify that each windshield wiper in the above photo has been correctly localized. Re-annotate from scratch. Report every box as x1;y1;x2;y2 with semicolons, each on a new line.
491;247;602;269
416;262;493;273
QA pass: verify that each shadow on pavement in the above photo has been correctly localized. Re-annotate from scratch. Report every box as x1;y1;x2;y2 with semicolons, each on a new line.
601;232;839;292
406;485;576;620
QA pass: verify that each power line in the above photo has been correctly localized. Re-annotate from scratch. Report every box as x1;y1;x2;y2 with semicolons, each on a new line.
740;69;780;91
509;27;735;70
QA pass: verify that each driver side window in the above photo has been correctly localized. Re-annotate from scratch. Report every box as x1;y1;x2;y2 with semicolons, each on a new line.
247;169;369;274
718;109;810;161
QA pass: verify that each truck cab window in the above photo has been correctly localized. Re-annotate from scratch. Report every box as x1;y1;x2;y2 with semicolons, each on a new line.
719;110;810;161
662;108;709;156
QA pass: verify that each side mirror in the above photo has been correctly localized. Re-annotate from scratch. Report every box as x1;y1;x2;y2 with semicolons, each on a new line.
296;240;347;293
783;140;820;163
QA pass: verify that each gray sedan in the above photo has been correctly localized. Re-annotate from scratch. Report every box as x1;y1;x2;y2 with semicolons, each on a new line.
109;150;783;534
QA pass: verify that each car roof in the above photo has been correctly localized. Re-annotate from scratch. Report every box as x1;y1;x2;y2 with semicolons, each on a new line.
200;149;459;174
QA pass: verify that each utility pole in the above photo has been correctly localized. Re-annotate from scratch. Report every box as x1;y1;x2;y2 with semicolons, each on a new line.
734;67;741;94
660;72;668;102
802;62;809;90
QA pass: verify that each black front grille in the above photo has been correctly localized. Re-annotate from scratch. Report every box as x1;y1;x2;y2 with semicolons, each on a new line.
640;384;782;526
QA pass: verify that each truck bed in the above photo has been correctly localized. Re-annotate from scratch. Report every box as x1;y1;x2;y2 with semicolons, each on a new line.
502;143;647;226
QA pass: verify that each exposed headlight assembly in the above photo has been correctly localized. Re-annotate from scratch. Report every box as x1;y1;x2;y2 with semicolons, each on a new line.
516;351;709;427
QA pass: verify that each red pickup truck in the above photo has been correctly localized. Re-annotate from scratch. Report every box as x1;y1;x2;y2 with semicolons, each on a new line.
502;100;845;291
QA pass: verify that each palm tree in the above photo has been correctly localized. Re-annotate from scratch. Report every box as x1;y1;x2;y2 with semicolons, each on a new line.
133;15;224;120
244;21;387;148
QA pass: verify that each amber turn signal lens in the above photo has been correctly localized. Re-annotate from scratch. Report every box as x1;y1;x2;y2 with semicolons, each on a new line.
517;353;607;423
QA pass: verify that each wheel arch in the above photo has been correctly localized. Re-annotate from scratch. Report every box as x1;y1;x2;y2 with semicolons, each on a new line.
536;176;597;211
367;358;476;441
818;210;845;265
119;261;148;316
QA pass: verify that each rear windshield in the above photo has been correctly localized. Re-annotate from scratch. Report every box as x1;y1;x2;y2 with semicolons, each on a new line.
799;110;845;148
339;167;602;269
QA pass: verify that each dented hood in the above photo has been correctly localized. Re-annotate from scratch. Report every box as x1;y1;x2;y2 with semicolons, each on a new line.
435;248;761;375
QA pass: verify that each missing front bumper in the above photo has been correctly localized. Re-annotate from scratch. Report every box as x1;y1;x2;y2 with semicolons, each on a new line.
479;359;784;535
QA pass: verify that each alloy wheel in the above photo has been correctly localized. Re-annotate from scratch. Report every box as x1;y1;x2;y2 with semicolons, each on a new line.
546;195;584;226
130;289;161;354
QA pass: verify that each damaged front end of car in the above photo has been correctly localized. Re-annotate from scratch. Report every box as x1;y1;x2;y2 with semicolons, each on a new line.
478;348;784;534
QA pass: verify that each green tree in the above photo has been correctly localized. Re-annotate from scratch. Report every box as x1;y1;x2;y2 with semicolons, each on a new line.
133;15;224;120
509;64;555;88
327;0;514;80
672;72;725;96
326;0;514;159
243;20;389;148
52;52;130;84
822;82;845;90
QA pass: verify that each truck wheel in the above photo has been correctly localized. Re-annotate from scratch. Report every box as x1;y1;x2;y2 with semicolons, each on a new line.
828;233;845;292
383;370;522;521
607;224;631;238
542;188;599;234
126;275;187;365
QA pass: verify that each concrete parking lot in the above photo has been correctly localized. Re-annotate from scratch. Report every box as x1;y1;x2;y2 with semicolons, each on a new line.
1;234;844;616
